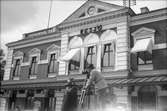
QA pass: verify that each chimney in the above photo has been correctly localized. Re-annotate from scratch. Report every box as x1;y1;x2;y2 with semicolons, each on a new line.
140;7;149;13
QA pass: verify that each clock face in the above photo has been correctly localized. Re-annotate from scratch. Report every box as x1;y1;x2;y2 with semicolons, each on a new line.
87;6;96;15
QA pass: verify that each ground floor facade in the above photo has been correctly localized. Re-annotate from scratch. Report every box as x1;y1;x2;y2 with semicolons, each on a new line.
1;73;167;111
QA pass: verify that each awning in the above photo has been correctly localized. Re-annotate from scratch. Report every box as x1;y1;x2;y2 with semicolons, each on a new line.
108;76;167;86
60;48;80;62
131;38;153;54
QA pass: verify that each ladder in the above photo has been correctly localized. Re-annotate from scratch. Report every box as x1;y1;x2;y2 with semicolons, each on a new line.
79;77;90;106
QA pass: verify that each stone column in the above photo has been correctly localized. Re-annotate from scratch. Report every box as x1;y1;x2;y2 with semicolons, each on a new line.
59;33;69;75
116;20;130;72
4;48;13;80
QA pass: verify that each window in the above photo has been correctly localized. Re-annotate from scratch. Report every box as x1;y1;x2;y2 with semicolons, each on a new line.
137;52;152;65
48;53;59;73
102;43;115;67
29;56;38;75
13;59;21;77
85;46;96;68
69;50;80;71
137;52;153;70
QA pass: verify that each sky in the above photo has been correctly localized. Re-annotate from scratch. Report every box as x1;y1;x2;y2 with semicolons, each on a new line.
0;0;167;55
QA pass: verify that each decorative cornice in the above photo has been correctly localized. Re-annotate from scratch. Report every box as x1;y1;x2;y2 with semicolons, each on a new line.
58;8;130;31
7;33;61;48
131;8;167;26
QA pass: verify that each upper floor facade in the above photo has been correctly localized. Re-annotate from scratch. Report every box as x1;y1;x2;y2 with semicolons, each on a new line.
3;0;167;83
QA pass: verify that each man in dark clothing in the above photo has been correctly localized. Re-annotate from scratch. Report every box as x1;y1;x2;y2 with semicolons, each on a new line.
61;78;78;111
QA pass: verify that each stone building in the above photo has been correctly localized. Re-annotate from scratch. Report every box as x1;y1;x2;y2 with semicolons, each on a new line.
1;0;167;111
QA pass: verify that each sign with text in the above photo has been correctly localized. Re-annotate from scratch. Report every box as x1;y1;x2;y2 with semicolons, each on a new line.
80;25;102;35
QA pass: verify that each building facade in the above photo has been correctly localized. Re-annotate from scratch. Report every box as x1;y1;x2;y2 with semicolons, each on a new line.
1;0;167;111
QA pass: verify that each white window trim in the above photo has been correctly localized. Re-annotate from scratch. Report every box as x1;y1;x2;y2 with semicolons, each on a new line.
28;48;41;79
12;51;24;80
47;44;60;77
100;40;116;71
67;47;82;74
132;27;155;45
47;51;59;78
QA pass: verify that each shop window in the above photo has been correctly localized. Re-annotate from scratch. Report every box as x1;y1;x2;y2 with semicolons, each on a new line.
85;46;96;68
48;53;59;74
102;43;115;68
13;59;21;77
69;50;81;71
29;56;38;75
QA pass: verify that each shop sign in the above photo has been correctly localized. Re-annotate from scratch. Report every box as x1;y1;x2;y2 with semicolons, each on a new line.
80;25;102;35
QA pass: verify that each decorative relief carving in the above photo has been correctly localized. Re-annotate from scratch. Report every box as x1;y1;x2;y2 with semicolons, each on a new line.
13;51;24;57
28;48;41;55
47;44;60;52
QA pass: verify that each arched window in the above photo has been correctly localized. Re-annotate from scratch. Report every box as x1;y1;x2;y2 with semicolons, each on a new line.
84;33;99;69
28;48;41;79
47;44;60;76
68;36;82;72
138;86;157;111
12;51;23;80
100;30;116;70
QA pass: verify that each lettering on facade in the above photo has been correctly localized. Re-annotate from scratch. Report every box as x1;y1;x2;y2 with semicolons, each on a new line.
80;25;102;35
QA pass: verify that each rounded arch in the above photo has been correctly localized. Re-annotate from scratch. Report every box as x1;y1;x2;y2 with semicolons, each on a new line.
69;36;83;49
84;33;99;46
100;30;116;42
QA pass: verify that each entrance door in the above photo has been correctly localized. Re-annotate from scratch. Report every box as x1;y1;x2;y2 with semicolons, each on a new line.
138;86;157;111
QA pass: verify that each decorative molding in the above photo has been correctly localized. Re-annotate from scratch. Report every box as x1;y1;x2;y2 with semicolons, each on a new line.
28;48;41;55
58;8;129;31
131;27;155;37
38;60;48;64
69;36;83;49
131;9;167;26
47;44;60;52
7;34;61;48
131;27;155;44
21;62;30;66
100;29;117;42
13;51;24;57
84;33;99;46
153;43;167;50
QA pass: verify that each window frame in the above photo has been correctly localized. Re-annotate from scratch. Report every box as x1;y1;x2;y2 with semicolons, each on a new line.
84;45;97;69
29;56;38;76
48;52;59;74
68;48;81;72
101;42;115;68
137;51;153;71
12;51;23;80
28;48;41;79
13;59;21;77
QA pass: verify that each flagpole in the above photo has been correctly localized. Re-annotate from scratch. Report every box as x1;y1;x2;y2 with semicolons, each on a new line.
47;0;53;28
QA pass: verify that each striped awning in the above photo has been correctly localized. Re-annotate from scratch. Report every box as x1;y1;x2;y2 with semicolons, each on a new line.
108;76;167;86
2;76;167;89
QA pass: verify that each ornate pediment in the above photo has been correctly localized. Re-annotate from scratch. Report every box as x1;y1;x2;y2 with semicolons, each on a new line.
29;48;41;55
47;44;60;52
13;51;24;57
132;27;155;37
62;0;125;23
